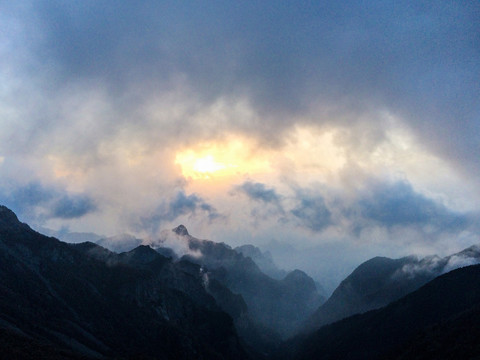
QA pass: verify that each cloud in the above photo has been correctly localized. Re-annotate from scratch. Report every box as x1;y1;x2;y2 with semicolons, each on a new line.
232;178;475;237
231;181;288;226
391;255;444;280
291;190;332;232
351;181;469;232
10;182;55;207
2;1;478;178
235;181;282;204
50;195;97;219
149;229;202;259
168;191;221;222
391;247;480;281
139;191;222;234
0;181;97;222
443;254;480;274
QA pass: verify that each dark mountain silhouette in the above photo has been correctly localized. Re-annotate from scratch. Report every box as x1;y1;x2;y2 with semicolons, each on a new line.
307;247;480;330
0;326;91;360
0;206;247;359
289;263;480;360
7;203;480;359
306;256;431;330
170;225;325;339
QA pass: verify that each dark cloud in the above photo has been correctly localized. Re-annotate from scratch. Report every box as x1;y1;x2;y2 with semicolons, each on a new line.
10;182;55;207
3;1;478;176
233;181;286;224
235;181;282;205
0;181;97;222
291;191;332;232
139;190;222;234
50;195;97;219
168;191;221;222
234;179;473;235
350;181;470;233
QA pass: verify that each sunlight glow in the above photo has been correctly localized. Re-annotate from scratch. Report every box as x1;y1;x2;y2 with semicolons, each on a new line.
175;138;270;180
192;155;227;174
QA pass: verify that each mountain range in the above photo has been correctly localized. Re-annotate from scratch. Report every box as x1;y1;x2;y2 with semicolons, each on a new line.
0;206;246;359
2;204;480;359
287;263;480;359
162;225;326;340
306;245;480;331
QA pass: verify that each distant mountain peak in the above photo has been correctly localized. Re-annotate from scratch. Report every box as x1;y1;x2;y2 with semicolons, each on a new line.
284;269;308;280
173;224;189;236
119;245;164;265
234;243;287;280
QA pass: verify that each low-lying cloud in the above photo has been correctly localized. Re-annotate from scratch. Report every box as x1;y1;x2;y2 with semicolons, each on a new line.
149;228;202;259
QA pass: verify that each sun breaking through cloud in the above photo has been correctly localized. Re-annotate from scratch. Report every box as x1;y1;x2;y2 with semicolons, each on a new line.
175;137;271;180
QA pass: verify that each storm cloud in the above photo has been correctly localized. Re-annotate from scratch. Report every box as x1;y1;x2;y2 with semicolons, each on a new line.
1;1;479;169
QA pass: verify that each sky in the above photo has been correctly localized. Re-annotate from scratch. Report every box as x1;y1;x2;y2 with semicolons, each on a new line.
1;1;479;290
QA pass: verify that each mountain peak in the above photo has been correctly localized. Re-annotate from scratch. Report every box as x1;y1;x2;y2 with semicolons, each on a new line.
0;205;20;223
0;205;28;232
283;269;316;289
173;224;189;236
284;269;308;280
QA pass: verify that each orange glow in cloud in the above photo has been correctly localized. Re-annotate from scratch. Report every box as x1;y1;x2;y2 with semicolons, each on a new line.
192;155;228;174
175;138;271;180
176;153;231;179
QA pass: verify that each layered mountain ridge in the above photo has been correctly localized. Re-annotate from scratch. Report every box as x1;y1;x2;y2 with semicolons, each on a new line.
306;245;480;331
3;204;480;359
288;264;480;359
164;225;326;339
0;205;246;359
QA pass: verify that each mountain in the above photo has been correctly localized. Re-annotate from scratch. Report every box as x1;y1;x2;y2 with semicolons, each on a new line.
234;244;287;280
288;263;480;360
0;205;247;359
307;247;480;330
162;225;326;339
306;256;431;330
94;233;143;253
37;226;103;244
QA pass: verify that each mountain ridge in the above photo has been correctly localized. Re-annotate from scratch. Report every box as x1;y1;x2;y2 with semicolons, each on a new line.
0;205;248;359
289;263;480;360
169;225;326;339
306;245;480;331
